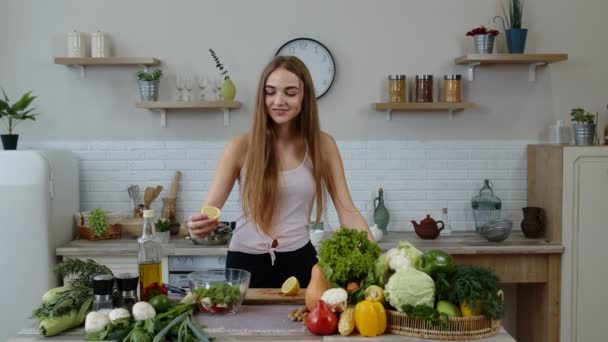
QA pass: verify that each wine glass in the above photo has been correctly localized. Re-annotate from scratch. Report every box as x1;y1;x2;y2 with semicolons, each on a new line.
184;75;194;102
175;74;185;101
196;75;208;101
213;76;224;100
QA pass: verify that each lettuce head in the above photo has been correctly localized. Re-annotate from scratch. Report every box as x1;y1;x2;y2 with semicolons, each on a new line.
385;267;436;310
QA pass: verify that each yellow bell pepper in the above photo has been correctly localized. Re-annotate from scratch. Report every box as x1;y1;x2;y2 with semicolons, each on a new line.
354;300;387;337
460;300;482;317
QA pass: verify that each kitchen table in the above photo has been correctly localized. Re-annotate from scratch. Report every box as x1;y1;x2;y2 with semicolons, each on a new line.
10;305;516;342
56;232;562;342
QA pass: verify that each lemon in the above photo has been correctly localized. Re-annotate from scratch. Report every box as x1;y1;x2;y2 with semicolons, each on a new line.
364;285;385;304
281;276;300;296
200;205;221;220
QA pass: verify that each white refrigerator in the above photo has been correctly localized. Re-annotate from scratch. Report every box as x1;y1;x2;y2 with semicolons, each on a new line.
0;150;78;339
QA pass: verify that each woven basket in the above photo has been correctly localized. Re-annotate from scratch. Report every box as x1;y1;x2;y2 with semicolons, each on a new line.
75;211;122;241
387;310;500;340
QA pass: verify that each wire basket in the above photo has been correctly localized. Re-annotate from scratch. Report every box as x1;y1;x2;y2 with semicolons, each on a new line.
387;311;500;340
471;179;502;233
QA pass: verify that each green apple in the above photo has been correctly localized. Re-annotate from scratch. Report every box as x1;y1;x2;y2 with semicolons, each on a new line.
436;300;461;317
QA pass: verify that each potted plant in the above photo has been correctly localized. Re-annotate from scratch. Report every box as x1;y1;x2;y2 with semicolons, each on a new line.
137;69;163;102
155;218;172;243
0;89;38;150
209;49;236;101
466;26;500;54
494;0;527;53
570;108;597;145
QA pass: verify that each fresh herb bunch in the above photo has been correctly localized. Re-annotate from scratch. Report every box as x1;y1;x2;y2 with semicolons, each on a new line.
88;208;108;237
402;304;449;330
155;218;172;232
54;258;113;287
434;264;504;320
570;108;596;124
318;228;380;287
209;49;230;80
0;88;39;135
136;69;163;81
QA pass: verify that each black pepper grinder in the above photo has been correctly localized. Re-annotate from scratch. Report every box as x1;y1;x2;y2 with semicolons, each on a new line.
92;274;115;314
115;273;139;310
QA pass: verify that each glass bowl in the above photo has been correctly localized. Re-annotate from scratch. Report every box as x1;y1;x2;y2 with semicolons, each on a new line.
187;268;251;315
479;219;513;242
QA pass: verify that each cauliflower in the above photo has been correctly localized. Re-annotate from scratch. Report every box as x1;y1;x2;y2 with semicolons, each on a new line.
384;240;422;271
320;288;348;312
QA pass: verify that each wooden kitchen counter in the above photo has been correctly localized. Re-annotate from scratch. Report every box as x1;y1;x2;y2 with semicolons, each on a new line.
56;232;562;342
11;305;516;342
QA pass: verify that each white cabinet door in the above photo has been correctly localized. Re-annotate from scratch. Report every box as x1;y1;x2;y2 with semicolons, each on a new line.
573;156;608;342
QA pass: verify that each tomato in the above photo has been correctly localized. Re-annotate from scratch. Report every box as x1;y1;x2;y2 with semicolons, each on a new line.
148;294;171;313
305;300;338;335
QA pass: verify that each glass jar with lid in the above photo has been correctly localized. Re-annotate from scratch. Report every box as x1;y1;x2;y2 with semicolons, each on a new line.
388;75;406;103
443;74;462;102
415;75;433;102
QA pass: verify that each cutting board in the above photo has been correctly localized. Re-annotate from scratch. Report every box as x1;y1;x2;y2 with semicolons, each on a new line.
243;288;306;305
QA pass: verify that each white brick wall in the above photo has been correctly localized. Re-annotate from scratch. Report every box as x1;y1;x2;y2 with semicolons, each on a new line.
24;140;533;232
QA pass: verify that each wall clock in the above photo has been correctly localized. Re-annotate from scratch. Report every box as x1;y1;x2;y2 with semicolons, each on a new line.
275;37;336;99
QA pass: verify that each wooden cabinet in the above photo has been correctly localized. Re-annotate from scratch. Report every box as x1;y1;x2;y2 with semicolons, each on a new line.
528;145;608;342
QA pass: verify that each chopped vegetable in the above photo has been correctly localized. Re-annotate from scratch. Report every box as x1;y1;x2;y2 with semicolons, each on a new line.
194;283;241;313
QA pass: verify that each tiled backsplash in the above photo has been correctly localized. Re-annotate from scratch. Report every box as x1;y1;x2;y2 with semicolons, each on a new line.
25;140;532;232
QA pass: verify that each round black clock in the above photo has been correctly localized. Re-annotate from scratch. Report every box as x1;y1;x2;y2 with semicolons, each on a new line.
275;38;336;99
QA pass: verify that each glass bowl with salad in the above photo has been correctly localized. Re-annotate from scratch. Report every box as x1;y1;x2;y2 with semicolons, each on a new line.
187;268;251;315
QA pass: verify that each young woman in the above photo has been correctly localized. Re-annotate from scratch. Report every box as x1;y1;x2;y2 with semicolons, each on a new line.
187;56;372;288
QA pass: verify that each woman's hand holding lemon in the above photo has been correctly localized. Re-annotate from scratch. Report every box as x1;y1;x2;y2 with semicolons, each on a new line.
187;206;221;238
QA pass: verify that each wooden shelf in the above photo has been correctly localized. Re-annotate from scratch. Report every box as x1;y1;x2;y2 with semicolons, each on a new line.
454;54;568;81
55;57;161;78
136;101;242;127
373;102;473;120
54;57;161;66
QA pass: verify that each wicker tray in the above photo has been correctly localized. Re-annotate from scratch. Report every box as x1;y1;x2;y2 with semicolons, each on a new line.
76;223;122;241
387;310;500;340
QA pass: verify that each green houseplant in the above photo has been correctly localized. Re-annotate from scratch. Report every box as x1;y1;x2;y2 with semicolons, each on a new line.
155;218;171;243
88;208;109;237
209;49;236;101
570;107;597;145
494;0;527;53
0;89;39;150
137;69;163;102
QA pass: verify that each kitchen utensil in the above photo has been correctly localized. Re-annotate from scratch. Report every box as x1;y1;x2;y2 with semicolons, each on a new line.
243;288;306;305
411;215;444;239
169;171;181;199
163;283;188;295
471;179;502;233
188;268;251;315
143;185;163;209
521;207;546;238
127;185;140;218
479;219;513;242
120;217;145;238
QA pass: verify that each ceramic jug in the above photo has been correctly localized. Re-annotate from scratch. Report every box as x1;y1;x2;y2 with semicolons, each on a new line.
369;224;383;242
411;215;444;239
521;207;545;238
373;188;390;234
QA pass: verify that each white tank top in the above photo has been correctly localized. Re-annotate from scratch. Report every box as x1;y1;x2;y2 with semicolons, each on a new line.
229;151;315;264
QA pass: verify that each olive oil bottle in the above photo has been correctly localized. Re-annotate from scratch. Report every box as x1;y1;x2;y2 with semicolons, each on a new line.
138;209;162;301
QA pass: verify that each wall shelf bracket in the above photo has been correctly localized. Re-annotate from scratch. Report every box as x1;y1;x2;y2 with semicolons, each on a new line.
528;62;547;82
467;62;481;81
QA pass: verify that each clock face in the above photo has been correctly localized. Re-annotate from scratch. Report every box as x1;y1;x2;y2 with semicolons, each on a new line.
275;38;336;99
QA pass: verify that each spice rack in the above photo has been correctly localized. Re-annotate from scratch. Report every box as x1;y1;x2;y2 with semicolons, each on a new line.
454;54;568;81
54;57;161;78
373;102;474;120
136;101;242;128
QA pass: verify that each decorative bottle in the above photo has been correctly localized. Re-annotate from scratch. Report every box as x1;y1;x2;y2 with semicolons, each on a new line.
138;210;162;301
373;187;390;234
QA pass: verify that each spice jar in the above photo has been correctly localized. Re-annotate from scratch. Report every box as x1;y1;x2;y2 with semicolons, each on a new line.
415;75;433;102
388;75;406;103
443;74;462;102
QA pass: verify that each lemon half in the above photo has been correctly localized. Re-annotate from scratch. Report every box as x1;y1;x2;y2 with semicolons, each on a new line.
281;276;300;296
200;205;221;220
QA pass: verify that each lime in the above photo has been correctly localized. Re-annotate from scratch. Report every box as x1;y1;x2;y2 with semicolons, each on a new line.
148;294;171;313
200;205;221;220
281;276;300;296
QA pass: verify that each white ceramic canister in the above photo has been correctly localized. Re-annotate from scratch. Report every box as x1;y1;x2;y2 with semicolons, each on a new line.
91;31;110;58
67;30;87;57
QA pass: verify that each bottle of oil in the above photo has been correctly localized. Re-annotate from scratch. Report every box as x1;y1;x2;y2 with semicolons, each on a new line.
138;209;162;301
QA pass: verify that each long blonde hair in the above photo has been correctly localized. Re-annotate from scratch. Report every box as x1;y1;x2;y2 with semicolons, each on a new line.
242;56;333;235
